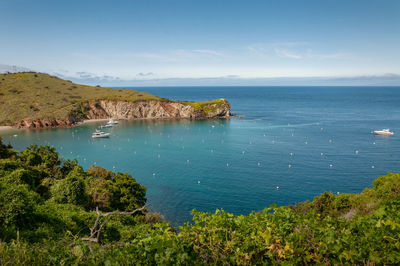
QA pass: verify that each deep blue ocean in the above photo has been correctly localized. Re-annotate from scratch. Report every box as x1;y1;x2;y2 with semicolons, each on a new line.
1;86;400;227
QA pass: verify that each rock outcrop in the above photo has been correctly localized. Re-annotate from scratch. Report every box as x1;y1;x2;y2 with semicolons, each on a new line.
16;99;230;129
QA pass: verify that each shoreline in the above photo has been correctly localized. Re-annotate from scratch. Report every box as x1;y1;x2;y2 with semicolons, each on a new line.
80;118;110;124
0;126;15;132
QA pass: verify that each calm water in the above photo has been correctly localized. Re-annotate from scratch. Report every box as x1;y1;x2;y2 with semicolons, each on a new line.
2;86;400;227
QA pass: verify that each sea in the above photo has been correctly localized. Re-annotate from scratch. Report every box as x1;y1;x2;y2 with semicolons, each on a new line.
1;86;400;227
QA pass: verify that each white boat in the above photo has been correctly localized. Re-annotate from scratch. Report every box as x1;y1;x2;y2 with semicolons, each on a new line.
92;130;110;138
373;129;394;136
100;124;113;129
107;119;118;125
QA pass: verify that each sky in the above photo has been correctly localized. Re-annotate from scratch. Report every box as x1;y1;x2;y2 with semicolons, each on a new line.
1;0;400;85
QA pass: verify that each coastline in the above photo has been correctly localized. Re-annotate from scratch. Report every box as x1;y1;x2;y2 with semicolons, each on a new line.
81;118;110;124
0;126;15;132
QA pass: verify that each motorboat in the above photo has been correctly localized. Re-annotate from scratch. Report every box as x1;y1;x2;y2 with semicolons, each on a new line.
92;130;110;138
373;129;394;136
107;118;118;125
100;124;113;129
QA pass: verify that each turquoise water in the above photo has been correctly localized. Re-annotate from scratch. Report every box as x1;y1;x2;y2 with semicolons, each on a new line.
1;86;400;226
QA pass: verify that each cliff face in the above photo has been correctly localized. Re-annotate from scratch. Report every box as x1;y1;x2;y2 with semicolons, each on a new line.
17;99;230;129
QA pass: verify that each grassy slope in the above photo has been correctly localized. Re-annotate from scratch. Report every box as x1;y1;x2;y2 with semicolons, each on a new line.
0;72;162;125
0;72;229;126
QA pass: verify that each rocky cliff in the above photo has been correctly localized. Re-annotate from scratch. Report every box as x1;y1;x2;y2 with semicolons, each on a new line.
17;99;230;129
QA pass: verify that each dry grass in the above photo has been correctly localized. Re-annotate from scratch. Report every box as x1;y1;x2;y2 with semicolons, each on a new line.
0;72;162;125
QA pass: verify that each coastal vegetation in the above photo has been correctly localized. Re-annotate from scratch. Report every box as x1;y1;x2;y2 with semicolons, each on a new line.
0;138;399;264
0;72;230;127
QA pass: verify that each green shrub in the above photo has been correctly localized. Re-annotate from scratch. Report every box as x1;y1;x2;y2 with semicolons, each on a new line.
0;183;41;227
50;166;88;207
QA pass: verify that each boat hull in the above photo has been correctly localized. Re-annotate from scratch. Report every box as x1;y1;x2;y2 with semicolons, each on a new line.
92;133;110;138
374;131;394;136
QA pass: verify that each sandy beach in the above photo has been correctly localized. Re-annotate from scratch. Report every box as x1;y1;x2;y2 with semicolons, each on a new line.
0;126;14;132
81;118;110;124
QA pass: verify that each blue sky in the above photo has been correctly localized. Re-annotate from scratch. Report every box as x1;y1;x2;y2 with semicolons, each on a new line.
1;0;400;85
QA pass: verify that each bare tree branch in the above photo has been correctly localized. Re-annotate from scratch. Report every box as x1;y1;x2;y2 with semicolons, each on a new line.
82;204;150;243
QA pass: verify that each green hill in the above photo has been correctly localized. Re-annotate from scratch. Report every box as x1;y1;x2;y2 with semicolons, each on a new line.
0;72;230;126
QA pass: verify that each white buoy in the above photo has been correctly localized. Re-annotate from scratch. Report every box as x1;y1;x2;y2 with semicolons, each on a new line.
13;134;18;137
329;164;333;168
305;141;308;144
242;151;245;154
186;159;190;164
321;128;323;131
276;186;279;190
337;192;340;195
272;140;275;144
211;125;215;128
258;162;261;166
153;173;156;176
329;139;332;143
373;142;376;145
290;152;293;156
371;165;375;169
291;133;294;137
288;164;291;168
226;163;229;167
264;134;266;137
321;152;324;156
198;180;200;184
355;150;359;155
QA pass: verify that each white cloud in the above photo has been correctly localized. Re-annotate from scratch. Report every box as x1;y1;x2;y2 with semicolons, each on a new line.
192;49;224;56
274;48;302;59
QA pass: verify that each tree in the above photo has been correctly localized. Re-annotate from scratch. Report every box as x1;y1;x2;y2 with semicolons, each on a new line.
0;183;41;227
110;173;146;211
0;137;14;159
50;166;88;207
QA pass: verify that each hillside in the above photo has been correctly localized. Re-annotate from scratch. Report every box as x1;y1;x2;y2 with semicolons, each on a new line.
0;72;230;127
0;139;399;264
